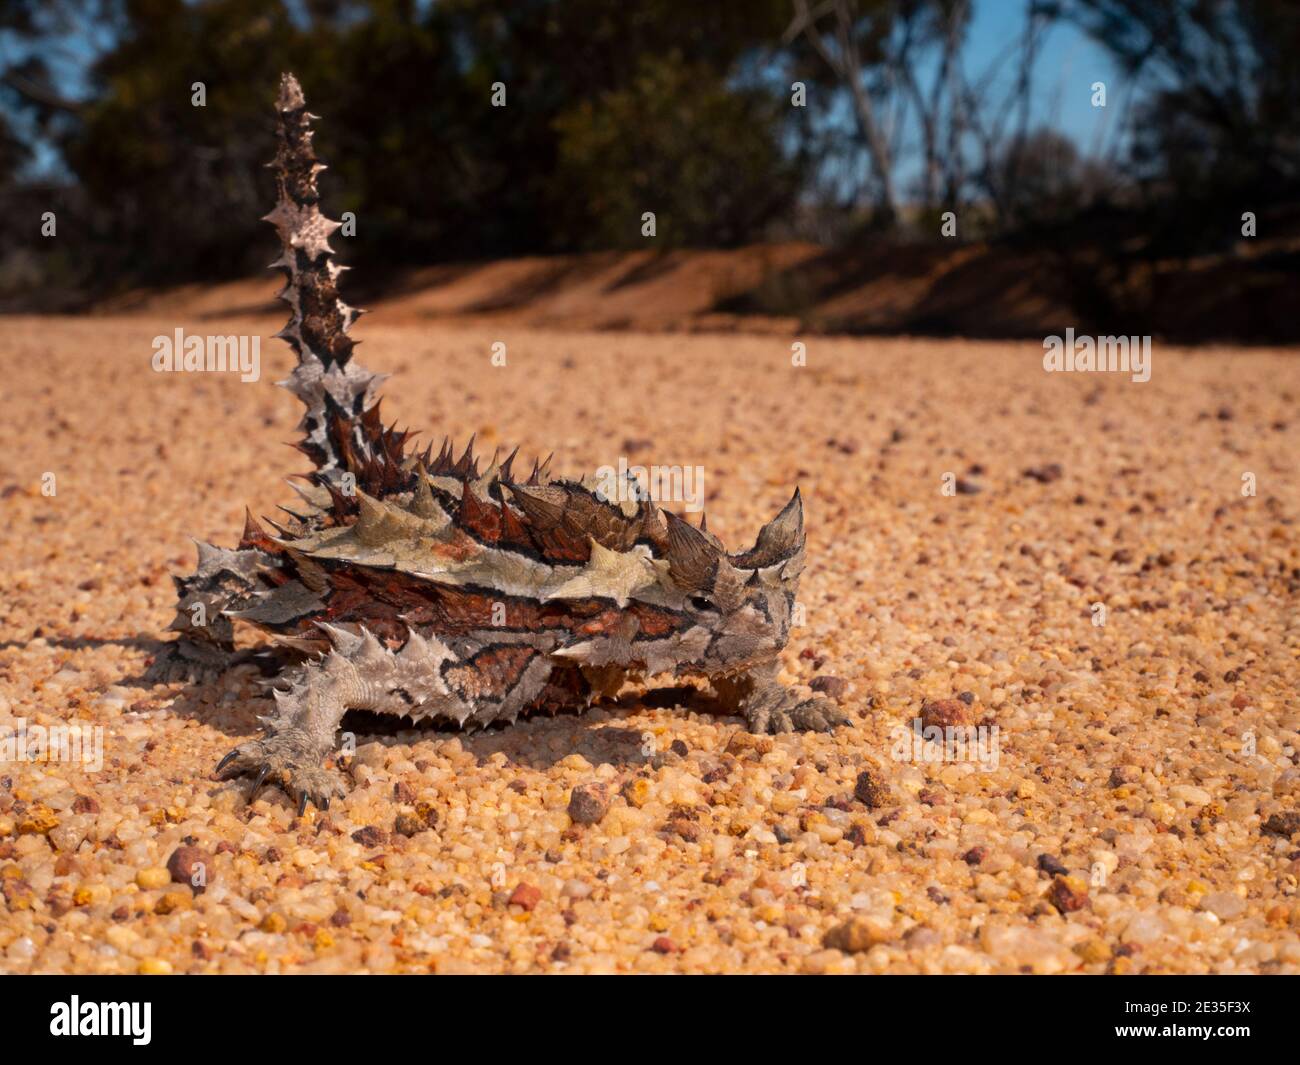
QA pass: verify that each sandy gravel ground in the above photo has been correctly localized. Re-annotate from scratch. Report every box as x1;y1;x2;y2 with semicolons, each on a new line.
1;315;1297;973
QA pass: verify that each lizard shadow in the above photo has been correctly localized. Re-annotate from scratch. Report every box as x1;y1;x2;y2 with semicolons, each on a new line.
2;634;267;739
0;634;164;654
339;684;738;772
12;632;741;772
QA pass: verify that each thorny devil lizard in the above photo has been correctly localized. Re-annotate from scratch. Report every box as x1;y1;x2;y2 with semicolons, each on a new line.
146;73;850;813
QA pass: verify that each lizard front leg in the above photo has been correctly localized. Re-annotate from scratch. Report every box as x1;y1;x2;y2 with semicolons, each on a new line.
215;648;357;812
216;625;470;811
713;659;850;735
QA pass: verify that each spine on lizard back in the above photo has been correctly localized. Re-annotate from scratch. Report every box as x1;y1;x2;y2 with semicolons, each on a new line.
264;72;383;477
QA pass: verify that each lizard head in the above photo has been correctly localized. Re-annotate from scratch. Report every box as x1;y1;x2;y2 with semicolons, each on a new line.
659;490;806;680
544;488;807;681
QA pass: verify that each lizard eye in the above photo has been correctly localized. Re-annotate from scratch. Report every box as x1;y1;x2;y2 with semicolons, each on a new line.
689;595;716;612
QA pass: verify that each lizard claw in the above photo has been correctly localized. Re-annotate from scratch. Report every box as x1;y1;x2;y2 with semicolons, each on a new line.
789;696;851;733
742;684;852;735
215;731;346;811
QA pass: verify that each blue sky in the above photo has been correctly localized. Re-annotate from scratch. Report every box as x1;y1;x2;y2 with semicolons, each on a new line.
967;0;1122;155
787;2;1129;202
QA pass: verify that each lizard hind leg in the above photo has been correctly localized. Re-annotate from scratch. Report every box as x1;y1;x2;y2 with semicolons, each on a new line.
146;540;274;684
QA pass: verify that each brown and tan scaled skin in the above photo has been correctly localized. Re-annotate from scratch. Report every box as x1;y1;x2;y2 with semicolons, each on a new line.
146;73;849;812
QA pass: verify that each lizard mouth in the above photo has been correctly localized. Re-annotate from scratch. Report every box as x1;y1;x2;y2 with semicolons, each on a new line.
683;654;778;683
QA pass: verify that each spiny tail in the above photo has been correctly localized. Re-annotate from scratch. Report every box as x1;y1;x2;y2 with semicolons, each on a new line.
265;72;383;480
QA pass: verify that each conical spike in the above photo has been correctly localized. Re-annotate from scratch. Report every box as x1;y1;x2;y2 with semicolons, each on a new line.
241;508;267;543
315;621;363;655
499;499;530;542
434;436;452;470
731;487;805;568
664;510;721;591
499;446;520;483
457;485;502;541
192;540;223;571
277;71;306;111
399;630;431;662
356;628;387;666
454;434;478;478
408;473;441;519
505;483;567;530
535;452;554;484
285;479;324;506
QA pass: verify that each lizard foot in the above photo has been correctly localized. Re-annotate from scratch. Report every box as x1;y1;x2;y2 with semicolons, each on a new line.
743;686;851;735
215;729;346;813
144;639;232;685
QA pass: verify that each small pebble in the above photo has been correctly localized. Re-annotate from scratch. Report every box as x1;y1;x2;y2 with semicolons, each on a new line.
567;783;610;825
853;770;891;809
167;845;213;892
1048;875;1090;914
351;825;387;848
1037;853;1068;877
1201;892;1246;920
823;915;893;953
809;676;848;700
508;883;542;911
135;867;171;891
921;699;974;730
1263;813;1300;838
393;814;423;837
